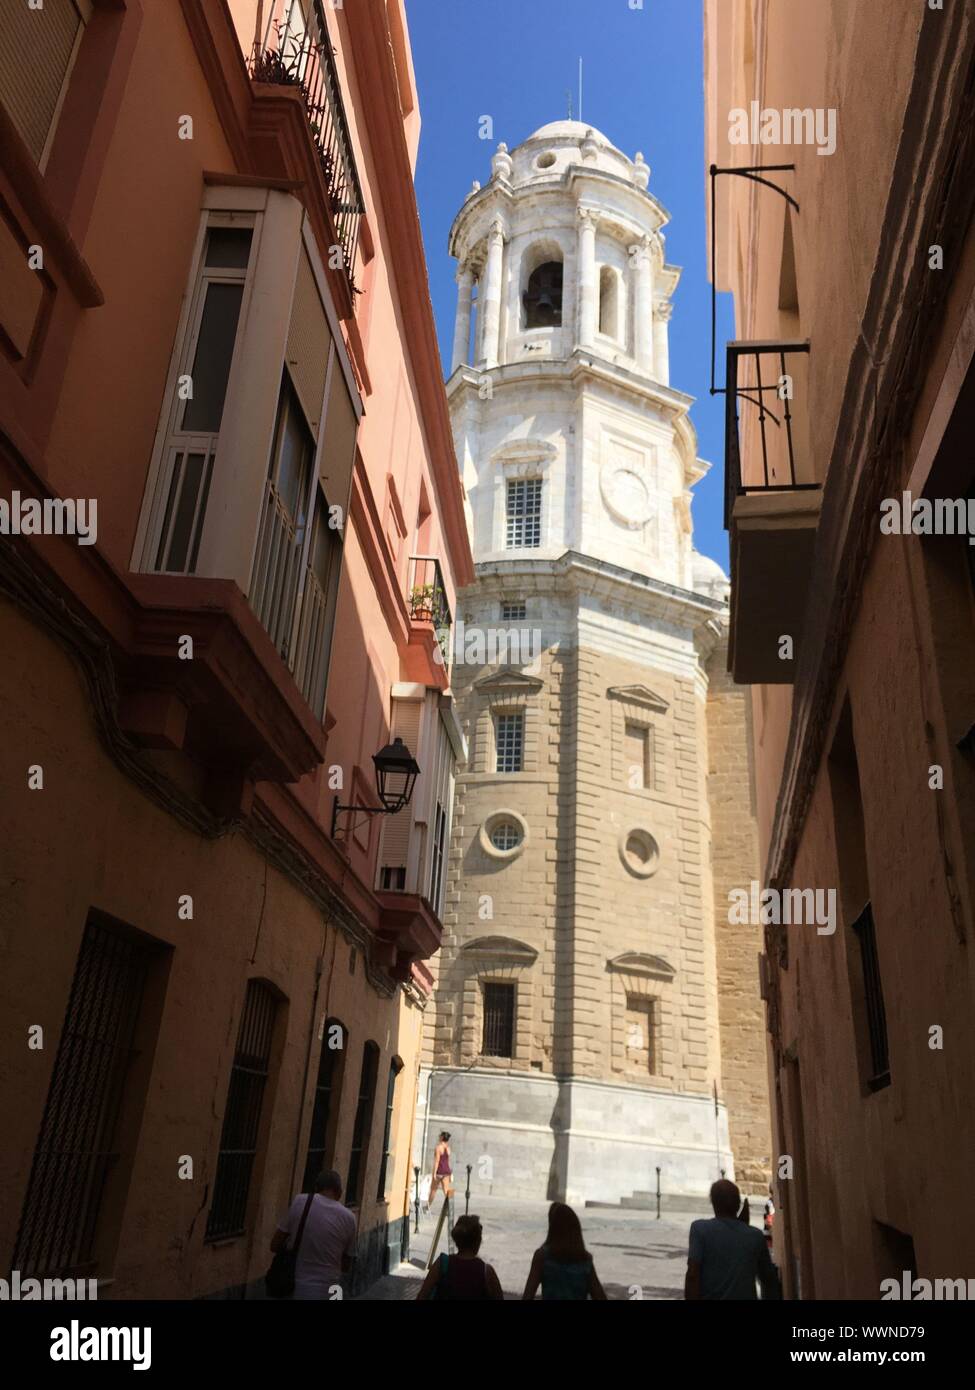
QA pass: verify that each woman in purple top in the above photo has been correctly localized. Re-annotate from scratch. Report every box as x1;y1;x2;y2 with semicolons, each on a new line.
416;1216;503;1301
427;1130;453;1210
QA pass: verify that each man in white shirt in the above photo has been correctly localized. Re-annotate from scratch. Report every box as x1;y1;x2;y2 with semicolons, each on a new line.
271;1170;357;1300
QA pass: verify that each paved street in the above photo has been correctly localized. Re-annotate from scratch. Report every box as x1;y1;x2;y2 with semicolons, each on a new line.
356;1194;742;1300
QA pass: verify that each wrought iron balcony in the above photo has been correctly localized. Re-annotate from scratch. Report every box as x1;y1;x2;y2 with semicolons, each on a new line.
722;340;820;685
408;555;452;671
249;0;365;293
723;340;815;528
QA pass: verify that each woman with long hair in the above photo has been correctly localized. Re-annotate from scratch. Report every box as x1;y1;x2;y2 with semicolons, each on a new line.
521;1202;607;1300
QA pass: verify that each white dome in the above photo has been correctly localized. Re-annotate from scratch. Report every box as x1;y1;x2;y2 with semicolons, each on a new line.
691;551;730;602
524;120;615;148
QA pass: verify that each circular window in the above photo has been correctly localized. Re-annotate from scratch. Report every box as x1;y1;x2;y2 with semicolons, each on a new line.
480;810;529;861
491;821;522;851
619;827;660;879
536;151;557;170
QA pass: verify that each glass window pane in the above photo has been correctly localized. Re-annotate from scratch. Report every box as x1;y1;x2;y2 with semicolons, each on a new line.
182;282;245;433
204;227;252;270
166;452;206;572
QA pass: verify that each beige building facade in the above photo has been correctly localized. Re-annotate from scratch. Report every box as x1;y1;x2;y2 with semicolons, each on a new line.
707;0;975;1296
416;122;771;1205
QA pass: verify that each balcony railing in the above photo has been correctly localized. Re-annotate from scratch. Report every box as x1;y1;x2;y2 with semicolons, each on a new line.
723;340;815;529
408;555;452;670
249;0;365;292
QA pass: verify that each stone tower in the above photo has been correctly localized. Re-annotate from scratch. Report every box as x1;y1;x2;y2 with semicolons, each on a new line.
417;121;770;1204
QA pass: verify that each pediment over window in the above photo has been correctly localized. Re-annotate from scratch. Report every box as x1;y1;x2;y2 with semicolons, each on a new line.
474;668;543;695
490;438;558;475
460;936;538;966
607;952;675;980
607;685;669;714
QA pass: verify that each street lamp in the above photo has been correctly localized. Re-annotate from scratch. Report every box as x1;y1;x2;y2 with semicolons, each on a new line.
330;736;421;838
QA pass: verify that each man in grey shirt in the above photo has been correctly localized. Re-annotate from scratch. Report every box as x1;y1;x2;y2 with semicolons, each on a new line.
685;1180;781;1300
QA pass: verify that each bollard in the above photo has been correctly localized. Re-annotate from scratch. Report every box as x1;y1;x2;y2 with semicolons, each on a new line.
413;1166;420;1233
655;1165;661;1221
465;1164;472;1216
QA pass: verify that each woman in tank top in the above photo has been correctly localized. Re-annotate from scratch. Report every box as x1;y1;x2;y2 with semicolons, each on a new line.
416;1215;504;1300
427;1130;454;1210
521;1203;607;1301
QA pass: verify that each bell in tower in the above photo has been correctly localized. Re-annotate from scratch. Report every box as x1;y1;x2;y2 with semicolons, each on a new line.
523;261;563;328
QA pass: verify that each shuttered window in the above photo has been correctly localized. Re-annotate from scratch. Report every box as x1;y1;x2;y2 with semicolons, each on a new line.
0;0;89;166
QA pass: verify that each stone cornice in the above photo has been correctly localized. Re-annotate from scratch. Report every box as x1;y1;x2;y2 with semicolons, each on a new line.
764;2;975;912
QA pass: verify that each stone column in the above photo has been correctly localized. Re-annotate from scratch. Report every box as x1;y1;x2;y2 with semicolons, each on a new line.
576;207;598;348
630;235;654;375
653;300;673;385
451;260;474;372
478;219;505;369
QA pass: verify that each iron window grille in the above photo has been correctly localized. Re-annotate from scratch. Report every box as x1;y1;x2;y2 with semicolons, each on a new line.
302;1019;346;1195
482;982;515;1058
501;601;527;621
851;902;890;1090
206;980;278;1241
346;1041;379;1205
13;916;155;1277
506;478;542;548
495;712;525;773
490;820;522;851
376;1059;402;1201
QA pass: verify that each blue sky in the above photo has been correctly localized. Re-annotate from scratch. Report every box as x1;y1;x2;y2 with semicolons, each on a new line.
404;0;734;569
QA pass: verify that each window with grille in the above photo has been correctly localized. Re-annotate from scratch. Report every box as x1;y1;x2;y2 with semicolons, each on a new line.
151;225;253;575
206;980;279;1241
301;1018;346;1195
0;0;90;168
346;1041;379;1205
506;478;542;548
501;601;527;621
852;903;890;1089
13;915;159;1277
490;819;522;851
376;1058;403;1201
624;721;652;789
625;995;655;1074
495;711;525;773
482;982;515;1058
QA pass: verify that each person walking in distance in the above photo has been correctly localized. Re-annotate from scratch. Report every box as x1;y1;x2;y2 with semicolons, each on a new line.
428;1130;453;1211
270;1170;356;1300
416;1215;504;1301
684;1179;782;1300
521;1203;607;1300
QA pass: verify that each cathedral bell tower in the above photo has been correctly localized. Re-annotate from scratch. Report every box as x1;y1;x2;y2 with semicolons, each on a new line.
417;121;769;1206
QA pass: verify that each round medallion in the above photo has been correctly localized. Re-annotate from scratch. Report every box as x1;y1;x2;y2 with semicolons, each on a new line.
602;468;651;527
